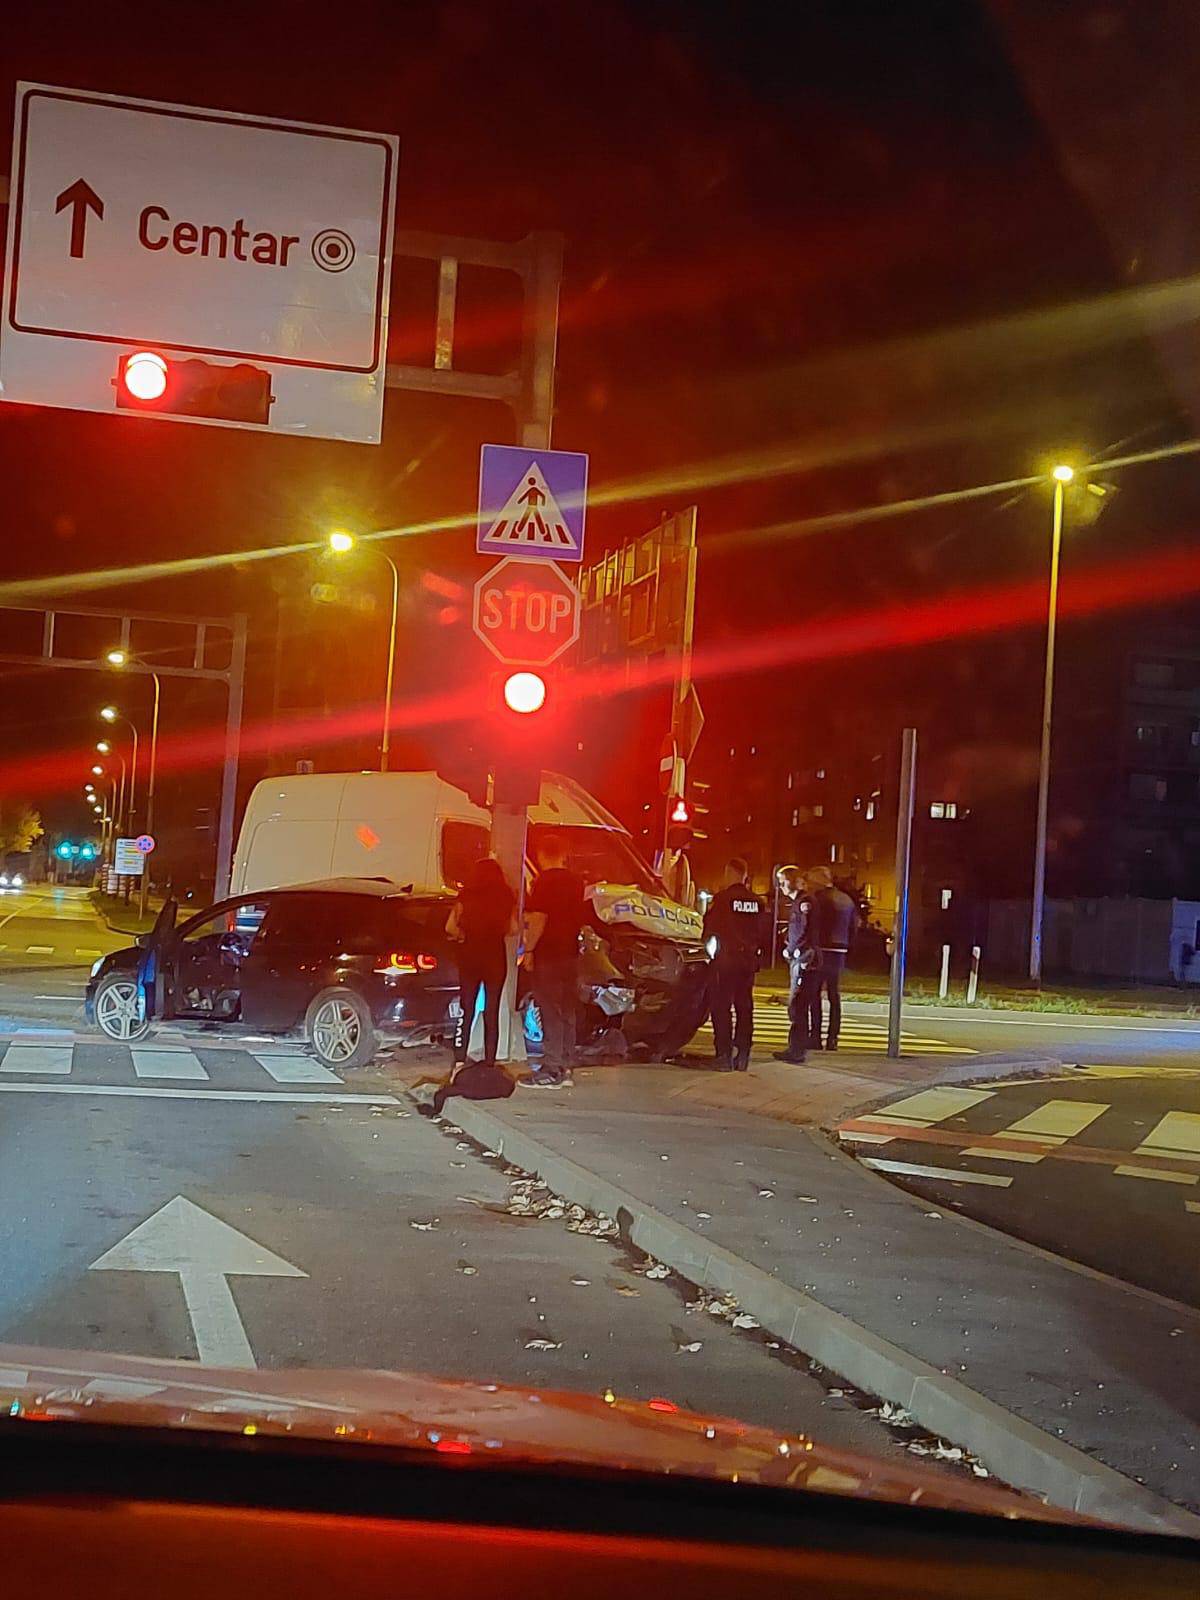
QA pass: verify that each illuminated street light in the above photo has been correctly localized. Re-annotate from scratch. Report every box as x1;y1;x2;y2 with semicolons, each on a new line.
327;530;400;771
101;705;117;721
96;740;111;754
106;650;162;915
91;764;103;776
1030;460;1078;981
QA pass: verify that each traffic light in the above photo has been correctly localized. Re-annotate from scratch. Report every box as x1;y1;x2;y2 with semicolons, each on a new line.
55;841;79;860
503;670;547;714
491;670;549;806
114;351;274;424
669;797;691;826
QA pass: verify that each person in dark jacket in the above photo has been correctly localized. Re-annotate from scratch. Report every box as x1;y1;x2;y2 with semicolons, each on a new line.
446;856;516;1072
519;831;587;1088
773;865;814;1063
806;864;857;1051
703;856;769;1070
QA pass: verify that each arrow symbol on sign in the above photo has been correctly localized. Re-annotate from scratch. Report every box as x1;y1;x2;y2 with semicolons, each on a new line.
90;1196;306;1368
55;177;104;259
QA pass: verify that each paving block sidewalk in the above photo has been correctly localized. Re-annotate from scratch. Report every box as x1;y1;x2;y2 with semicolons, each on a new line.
412;1056;1200;1538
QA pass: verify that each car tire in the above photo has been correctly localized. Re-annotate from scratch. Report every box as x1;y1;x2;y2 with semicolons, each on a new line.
94;972;151;1042
304;987;377;1071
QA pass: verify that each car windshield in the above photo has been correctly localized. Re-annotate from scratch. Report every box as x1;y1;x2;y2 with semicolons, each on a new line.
527;824;660;896
3;2;1199;1547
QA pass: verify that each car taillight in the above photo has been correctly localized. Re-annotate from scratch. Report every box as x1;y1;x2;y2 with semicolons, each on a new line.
378;951;439;975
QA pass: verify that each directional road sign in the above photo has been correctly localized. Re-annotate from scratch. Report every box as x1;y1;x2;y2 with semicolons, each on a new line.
0;82;399;443
477;442;588;562
114;837;146;875
472;556;580;666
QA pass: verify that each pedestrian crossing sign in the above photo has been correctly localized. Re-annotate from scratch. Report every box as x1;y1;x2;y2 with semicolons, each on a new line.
477;442;588;563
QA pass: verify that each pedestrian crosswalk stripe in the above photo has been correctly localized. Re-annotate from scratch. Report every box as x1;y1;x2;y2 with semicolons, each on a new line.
861;1157;1013;1188
963;1099;1108;1164
253;1053;343;1085
1113;1163;1199;1185
694;1003;971;1058
0;1043;72;1075
1114;1111;1200;1182
131;1048;208;1081
840;1085;994;1146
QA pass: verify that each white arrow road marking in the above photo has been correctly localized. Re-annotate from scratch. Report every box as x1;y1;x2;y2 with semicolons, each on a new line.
89;1197;306;1368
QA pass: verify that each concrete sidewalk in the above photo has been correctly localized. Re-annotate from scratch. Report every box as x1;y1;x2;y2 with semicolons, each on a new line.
404;1051;1200;1539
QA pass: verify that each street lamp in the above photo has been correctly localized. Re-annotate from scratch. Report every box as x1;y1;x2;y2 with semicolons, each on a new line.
105;650;161;914
327;530;401;772
1029;462;1076;982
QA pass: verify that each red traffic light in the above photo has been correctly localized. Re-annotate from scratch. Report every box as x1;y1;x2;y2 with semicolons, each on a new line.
503;670;547;714
115;351;274;424
670;797;691;825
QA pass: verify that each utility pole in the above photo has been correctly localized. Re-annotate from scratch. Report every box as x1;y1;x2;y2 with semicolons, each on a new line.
887;728;918;1059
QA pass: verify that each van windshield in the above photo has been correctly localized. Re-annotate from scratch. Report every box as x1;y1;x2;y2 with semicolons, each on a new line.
528;823;660;895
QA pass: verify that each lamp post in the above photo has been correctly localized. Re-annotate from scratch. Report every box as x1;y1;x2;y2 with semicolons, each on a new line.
327;531;401;772
100;706;138;832
106;650;161;915
1029;464;1074;983
96;741;127;846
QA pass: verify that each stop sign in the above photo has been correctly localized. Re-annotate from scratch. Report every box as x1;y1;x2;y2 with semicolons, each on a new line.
472;556;580;666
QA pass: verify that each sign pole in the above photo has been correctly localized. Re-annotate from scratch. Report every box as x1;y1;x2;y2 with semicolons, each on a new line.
214;615;247;901
887;727;918;1060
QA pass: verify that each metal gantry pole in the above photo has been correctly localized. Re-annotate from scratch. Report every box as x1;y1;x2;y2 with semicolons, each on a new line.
887;728;918;1059
1029;477;1066;982
214;616;248;900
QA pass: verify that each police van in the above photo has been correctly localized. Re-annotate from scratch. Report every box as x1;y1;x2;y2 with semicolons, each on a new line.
231;770;710;1060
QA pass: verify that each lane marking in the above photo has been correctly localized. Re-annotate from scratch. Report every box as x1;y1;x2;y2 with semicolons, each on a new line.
0;1081;397;1104
839;1086;994;1147
855;1010;1200;1035
75;948;102;959
842;1112;1200;1180
25;945;54;954
90;1196;306;1369
1114;1165;1199;1186
963;1099;1108;1164
0;1043;73;1075
252;1053;343;1085
1186;1200;1200;1213
131;1048;209;1082
861;1157;1013;1188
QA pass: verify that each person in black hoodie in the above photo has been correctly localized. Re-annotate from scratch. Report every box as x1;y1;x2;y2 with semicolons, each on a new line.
774;865;814;1064
703;856;769;1071
806;864;858;1051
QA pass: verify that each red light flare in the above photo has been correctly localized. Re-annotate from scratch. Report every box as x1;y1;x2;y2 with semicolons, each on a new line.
6;540;1200;805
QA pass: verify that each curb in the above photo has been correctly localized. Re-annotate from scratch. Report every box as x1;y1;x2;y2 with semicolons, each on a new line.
430;1093;1200;1540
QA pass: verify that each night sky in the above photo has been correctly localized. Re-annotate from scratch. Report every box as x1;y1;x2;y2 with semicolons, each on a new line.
1;1;1198;891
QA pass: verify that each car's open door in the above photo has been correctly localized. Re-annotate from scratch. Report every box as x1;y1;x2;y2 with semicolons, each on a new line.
135;898;178;1020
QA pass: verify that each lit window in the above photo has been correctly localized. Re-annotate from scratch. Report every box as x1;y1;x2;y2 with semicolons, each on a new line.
830;843;844;863
865;799;876;821
816;768;826;780
750;745;756;755
786;772;794;789
791;808;799;827
853;796;862;811
865;844;876;863
863;883;876;901
946;802;957;819
941;888;953;910
929;802;945;819
812;804;824;818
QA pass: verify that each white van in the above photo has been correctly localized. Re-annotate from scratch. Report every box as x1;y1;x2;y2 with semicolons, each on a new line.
231;769;710;1058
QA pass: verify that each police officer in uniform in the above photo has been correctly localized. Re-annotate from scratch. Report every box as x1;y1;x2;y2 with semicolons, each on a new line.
703;856;769;1071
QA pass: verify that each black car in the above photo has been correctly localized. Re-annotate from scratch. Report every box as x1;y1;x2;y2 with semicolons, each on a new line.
85;878;460;1070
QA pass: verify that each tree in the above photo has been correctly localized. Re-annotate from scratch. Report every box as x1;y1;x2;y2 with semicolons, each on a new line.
0;802;44;855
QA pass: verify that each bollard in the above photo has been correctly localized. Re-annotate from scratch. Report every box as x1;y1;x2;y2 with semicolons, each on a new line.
967;944;981;1005
939;943;951;1001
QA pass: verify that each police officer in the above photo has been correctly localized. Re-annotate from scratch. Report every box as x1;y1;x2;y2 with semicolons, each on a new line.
703;856;769;1071
806;864;858;1051
773;865;814;1064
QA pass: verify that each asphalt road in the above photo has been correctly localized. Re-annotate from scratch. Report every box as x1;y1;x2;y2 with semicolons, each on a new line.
0;1033;899;1462
0;882;128;1022
836;1068;1200;1306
